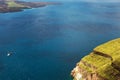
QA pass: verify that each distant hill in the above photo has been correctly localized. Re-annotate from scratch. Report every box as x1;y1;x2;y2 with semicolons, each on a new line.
0;0;17;1
0;0;59;13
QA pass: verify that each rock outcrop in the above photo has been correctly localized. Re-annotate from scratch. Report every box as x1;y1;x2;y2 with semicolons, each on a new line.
71;38;120;80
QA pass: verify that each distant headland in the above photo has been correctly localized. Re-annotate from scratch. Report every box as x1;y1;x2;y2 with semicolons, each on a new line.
0;0;61;13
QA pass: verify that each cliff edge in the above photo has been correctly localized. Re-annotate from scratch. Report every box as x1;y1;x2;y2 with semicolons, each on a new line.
71;38;120;80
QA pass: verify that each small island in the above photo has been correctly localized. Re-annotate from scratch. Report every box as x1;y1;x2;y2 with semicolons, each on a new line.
0;0;60;13
71;38;120;80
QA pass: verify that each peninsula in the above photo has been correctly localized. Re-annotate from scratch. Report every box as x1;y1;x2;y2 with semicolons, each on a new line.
0;0;60;13
71;38;120;80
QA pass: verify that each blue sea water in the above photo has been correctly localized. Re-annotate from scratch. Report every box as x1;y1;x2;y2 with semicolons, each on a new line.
0;2;120;80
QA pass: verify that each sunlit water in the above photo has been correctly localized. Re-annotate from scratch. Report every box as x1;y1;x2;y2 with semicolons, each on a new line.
0;2;120;80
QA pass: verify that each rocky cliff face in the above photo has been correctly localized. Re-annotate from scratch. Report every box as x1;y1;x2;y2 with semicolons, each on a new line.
71;38;120;80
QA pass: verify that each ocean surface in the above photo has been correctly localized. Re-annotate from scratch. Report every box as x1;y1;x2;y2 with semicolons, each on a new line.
0;2;120;80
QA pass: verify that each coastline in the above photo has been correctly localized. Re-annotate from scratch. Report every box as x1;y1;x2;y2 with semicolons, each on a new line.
0;1;61;13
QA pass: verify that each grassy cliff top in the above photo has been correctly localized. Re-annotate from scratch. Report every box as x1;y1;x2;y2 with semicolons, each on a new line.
78;38;120;80
82;53;111;68
94;38;120;57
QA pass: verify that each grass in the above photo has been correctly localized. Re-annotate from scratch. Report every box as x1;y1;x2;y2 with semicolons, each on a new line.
82;53;111;68
7;1;24;7
78;62;92;73
97;64;119;80
77;38;120;80
113;54;120;67
94;38;120;58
